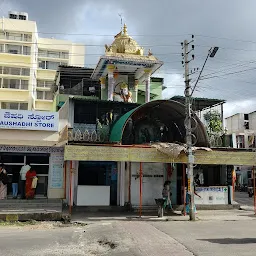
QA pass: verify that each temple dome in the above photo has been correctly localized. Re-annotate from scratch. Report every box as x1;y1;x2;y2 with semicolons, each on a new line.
105;24;144;56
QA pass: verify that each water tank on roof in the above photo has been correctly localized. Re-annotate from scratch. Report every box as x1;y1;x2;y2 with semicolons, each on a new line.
8;11;28;20
18;12;28;20
8;11;19;19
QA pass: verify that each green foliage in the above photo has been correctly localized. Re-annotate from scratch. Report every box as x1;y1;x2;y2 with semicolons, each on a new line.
203;110;223;134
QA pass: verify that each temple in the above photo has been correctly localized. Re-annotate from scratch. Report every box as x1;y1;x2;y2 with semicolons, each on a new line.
51;23;240;213
91;24;163;103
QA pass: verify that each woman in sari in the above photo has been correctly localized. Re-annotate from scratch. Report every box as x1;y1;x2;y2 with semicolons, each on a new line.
25;168;37;199
0;164;8;200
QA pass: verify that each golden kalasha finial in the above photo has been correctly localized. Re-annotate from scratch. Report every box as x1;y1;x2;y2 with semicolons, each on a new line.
123;23;127;35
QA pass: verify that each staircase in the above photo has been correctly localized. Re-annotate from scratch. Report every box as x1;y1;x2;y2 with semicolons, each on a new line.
0;199;63;212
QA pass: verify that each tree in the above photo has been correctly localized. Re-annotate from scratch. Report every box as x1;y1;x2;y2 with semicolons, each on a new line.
203;110;223;134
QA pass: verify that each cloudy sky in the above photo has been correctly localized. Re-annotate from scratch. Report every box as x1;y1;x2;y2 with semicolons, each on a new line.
2;0;256;117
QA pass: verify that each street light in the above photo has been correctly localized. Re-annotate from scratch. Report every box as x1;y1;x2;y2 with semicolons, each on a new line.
191;47;219;96
187;46;218;221
209;47;219;58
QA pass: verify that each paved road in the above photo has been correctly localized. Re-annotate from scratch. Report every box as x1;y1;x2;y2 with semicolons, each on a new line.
0;216;256;256
0;222;193;256
153;220;256;256
235;191;254;206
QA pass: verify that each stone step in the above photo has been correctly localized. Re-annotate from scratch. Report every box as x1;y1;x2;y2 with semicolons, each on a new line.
133;206;158;211
72;206;126;213
0;199;62;204
0;199;63;210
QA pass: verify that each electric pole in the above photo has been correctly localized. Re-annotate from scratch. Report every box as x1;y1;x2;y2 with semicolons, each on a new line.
182;38;195;221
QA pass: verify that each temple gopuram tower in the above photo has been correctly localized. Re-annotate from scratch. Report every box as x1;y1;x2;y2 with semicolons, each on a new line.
91;24;163;103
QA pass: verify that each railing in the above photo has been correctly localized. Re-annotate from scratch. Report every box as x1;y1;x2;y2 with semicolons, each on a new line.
68;123;110;143
209;132;223;147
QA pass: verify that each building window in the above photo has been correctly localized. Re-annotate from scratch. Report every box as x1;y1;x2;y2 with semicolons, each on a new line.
23;34;32;42
3;32;32;42
1;66;30;76
21;68;30;76
38;61;67;70
0;44;3;53
37;80;52;88
5;44;31;55
38;49;47;57
20;80;29;90
236;135;245;148
46;61;60;70
2;79;28;90
23;46;31;55
6;44;22;54
37;91;43;99
48;51;60;58
61;52;69;59
3;67;20;75
1;102;28;110
6;32;22;41
0;32;5;39
38;49;69;59
36;90;52;100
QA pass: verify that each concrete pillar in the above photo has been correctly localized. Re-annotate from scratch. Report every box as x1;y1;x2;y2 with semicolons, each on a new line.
144;69;151;103
99;77;106;100
133;79;139;103
120;162;125;206
107;64;115;101
99;77;106;90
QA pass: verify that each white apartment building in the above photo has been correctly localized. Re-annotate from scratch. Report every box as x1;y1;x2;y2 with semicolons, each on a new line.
225;112;256;148
0;11;85;111
225;112;256;185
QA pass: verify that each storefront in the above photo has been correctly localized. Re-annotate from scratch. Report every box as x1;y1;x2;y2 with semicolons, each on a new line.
64;145;256;208
0;108;68;199
0;145;64;198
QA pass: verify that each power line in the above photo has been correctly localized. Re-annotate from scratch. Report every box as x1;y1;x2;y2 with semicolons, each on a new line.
200;60;256;79
200;66;256;81
196;34;256;45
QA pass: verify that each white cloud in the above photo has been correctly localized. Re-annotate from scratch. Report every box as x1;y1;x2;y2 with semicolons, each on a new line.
5;0;256;117
150;73;183;99
224;99;256;117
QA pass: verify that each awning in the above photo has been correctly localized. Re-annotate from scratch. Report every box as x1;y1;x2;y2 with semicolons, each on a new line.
64;144;256;166
109;100;209;147
110;107;139;143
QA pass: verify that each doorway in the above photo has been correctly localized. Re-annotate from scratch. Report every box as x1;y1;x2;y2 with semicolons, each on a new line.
0;153;50;198
78;161;118;205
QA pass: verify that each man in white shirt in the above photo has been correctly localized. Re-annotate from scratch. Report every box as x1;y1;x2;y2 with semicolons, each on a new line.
19;161;31;199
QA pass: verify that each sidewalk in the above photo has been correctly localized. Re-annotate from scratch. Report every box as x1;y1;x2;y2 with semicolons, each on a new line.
71;209;256;224
0;209;63;222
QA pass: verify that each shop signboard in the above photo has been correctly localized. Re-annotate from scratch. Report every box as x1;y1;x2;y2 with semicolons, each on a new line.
194;186;228;205
49;152;64;189
0;109;58;131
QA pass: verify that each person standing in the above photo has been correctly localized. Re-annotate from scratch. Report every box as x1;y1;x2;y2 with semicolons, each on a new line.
25;167;37;199
162;180;173;213
0;164;8;200
19;161;31;199
12;169;19;199
182;185;201;215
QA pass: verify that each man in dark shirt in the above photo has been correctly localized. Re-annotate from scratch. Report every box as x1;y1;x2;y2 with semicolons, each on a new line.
12;169;19;199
